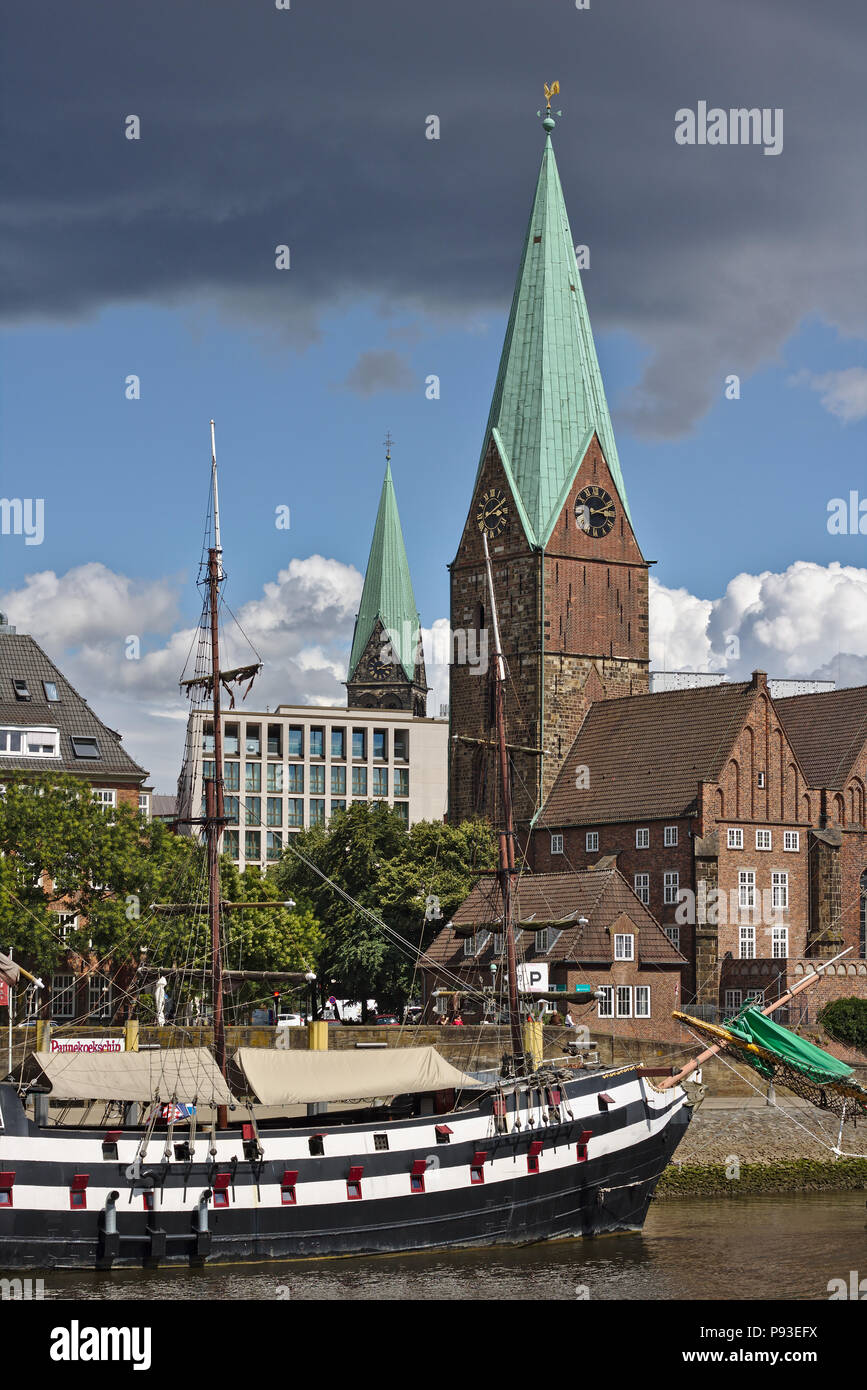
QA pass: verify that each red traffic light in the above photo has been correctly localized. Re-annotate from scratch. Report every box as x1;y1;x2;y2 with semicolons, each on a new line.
272;991;280;1001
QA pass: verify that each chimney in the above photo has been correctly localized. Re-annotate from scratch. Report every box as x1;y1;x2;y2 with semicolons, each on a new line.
750;670;767;690
0;612;15;635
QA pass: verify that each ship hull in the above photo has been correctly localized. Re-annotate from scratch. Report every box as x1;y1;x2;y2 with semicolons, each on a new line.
0;1067;690;1270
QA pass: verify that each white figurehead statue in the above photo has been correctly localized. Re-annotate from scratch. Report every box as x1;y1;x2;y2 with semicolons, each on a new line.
155;976;168;1025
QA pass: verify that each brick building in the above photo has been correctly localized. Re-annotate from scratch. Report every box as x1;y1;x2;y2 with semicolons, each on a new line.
448;115;649;830
422;867;685;1043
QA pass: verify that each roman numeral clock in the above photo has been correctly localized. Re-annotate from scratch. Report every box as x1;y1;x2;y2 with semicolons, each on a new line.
575;484;616;538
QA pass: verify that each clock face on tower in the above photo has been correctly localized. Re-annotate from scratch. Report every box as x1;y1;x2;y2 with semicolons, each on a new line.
476;488;508;538
368;656;393;680
575;484;616;538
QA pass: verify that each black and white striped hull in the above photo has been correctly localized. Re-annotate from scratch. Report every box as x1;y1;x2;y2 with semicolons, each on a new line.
0;1067;691;1270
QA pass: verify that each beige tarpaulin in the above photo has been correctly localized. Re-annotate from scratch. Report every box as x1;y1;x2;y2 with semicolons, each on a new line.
20;1048;236;1105
232;1045;483;1105
0;951;20;987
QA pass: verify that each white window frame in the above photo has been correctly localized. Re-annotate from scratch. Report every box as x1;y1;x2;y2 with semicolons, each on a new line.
663;871;679;905
772;925;789;959
772;871;789;910
739;924;756;959
550;833;564;855
51;972;75;1019
738;869;756;910
614;933;635;961
493;932;504;955
0;725;60;758
93;788;117;809
635;827;650;850
87;976;111;1019
462;934;476;958
755;829;772;851
536;927;552;954
757;771;766;788
724;989;743;1015
597;986;614;1019
585;831;599;853
634;873;650;906
728;827;744;850
664;925;680;951
616;985;633;1018
664;825;678;847
783;830;800;852
635;985;651;1018
138;792;150;818
55;912;79;942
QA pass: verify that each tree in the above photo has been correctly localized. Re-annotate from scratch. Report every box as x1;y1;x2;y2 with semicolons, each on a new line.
274;804;497;1013
818;997;867;1051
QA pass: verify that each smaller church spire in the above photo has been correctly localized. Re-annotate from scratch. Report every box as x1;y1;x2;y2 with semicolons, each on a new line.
346;441;428;712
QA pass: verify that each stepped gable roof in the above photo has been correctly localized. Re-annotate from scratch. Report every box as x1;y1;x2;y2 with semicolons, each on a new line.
427;867;684;967
0;631;146;781
474;121;630;548
541;681;757;826
775;686;867;789
347;461;422;682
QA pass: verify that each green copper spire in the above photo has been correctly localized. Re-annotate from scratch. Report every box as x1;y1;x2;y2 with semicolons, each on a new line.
348;450;422;682
476;116;631;546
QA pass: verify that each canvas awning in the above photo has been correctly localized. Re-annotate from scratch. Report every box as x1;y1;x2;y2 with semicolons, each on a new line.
232;1045;483;1106
20;1048;236;1105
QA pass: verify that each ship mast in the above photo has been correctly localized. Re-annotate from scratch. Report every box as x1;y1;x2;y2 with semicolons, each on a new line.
481;530;525;1071
204;421;228;1126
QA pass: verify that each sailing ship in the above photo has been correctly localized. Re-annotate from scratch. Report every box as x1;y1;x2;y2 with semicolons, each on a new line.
0;426;856;1272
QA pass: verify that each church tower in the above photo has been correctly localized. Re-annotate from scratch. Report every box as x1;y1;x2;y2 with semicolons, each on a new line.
346;446;429;715
449;103;650;827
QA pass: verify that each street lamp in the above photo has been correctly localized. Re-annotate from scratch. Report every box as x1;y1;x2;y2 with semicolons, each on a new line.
304;970;317;1022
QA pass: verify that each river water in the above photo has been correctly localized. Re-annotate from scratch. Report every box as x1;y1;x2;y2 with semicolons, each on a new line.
15;1191;867;1301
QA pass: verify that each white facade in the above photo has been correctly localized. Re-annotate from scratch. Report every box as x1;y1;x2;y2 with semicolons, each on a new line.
182;704;448;872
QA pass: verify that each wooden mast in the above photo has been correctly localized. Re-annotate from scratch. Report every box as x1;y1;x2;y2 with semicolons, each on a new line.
204;421;228;1127
481;530;525;1071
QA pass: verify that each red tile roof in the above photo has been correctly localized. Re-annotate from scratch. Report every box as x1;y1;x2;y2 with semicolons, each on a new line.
775;687;867;789
540;682;756;826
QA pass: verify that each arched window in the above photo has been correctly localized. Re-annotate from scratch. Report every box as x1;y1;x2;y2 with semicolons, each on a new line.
861;871;867;960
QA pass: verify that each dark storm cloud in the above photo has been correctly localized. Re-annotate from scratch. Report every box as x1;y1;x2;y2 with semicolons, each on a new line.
1;0;864;436
338;349;416;396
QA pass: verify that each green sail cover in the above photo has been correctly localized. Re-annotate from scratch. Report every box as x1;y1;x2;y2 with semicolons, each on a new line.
726;1007;854;1085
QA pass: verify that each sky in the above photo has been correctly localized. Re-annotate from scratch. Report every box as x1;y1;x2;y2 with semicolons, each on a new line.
0;0;865;789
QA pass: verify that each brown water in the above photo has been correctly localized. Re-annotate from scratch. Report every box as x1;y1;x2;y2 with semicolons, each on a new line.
10;1191;867;1301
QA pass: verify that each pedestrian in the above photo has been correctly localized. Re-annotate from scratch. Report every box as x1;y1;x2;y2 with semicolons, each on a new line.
564;1011;574;1029
453;1013;464;1026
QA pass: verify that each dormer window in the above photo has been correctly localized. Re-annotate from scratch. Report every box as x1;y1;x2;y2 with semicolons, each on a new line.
0;727;59;757
12;680;30;701
70;736;100;759
43;681;59;702
614;933;635;961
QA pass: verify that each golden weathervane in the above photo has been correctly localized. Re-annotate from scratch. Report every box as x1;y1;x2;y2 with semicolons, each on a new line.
544;81;560;111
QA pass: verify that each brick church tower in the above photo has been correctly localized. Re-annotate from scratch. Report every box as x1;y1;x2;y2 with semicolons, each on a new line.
346;450;429;715
449;111;649;828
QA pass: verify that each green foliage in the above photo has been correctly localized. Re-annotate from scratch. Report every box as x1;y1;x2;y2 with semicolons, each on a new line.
0;776;321;1018
274;804;497;1013
818;997;867;1051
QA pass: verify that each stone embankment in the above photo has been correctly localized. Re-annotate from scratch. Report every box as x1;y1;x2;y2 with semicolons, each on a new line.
657;1098;867;1198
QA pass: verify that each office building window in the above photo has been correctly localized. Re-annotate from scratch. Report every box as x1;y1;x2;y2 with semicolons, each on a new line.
203;760;216;781
373;729;387;761
352;766;368;796
310;799;325;825
224;762;240;791
393;801;409;825
266;797;282;827
224;830;239;860
245;724;261;756
202;722;215;754
373;767;388;797
245;763;261;792
224;796;239;825
267;763;283;794
352;728;367;760
394;768;409;797
331;766;346;796
244;830;261;862
310;727;324;758
331;728;346;760
330;799;347;816
223;722;239;755
245;796;260;826
286;799;303;829
309;765;325;795
393;729;409;762
286;764;303;794
287;726;303;759
266;832;283;861
267;724;282;757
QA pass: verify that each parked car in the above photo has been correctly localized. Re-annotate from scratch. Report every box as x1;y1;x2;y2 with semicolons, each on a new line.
375;1014;400;1026
276;1012;303;1027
